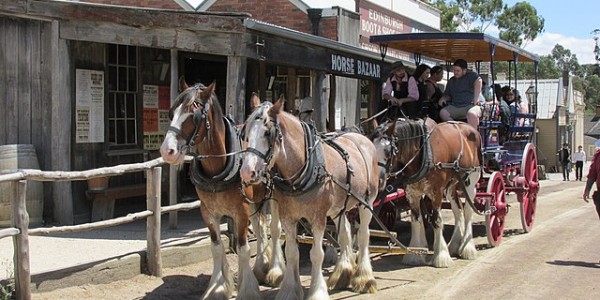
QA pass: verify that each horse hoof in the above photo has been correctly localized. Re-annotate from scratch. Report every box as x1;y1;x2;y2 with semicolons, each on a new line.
402;253;427;266
265;267;284;287
351;278;378;294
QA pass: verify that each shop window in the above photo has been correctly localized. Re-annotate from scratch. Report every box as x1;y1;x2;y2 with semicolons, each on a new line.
107;44;138;146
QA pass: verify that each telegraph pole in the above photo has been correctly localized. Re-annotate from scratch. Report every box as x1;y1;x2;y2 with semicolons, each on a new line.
592;29;600;75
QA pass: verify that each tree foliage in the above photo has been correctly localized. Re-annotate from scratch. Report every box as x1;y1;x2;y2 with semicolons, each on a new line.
495;2;544;47
429;1;544;47
551;44;580;74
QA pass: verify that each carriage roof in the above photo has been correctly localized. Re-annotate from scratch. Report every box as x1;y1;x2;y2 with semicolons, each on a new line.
369;32;540;64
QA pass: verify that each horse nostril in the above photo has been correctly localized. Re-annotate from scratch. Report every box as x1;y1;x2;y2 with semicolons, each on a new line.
167;149;176;156
250;170;257;180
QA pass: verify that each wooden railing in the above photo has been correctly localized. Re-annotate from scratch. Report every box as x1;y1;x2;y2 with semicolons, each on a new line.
0;158;201;300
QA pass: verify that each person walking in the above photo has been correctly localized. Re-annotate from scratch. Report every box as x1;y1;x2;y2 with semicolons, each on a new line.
559;143;571;181
573;145;586;181
582;141;600;219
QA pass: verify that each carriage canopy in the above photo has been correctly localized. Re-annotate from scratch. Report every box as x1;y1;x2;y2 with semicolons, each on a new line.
369;32;540;63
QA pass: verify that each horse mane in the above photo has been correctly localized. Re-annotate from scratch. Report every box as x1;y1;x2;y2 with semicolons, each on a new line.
243;101;273;137
170;82;224;119
394;119;426;162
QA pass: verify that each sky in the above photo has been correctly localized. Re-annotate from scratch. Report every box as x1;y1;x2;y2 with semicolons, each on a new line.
184;0;598;64
502;0;598;64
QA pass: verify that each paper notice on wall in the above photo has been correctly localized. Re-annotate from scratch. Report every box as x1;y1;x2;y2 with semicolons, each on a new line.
143;85;159;108
75;69;104;143
143;132;165;150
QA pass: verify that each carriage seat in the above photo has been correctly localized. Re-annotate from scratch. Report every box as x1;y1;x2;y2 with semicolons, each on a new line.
86;182;168;222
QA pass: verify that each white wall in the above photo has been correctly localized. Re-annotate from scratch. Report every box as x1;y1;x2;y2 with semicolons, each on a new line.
301;0;440;29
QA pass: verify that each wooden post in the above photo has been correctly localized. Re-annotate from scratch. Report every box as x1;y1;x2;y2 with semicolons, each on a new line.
146;167;162;277
13;180;31;300
168;48;179;229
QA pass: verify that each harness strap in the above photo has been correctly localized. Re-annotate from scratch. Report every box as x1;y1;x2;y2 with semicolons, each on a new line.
271;122;327;196
189;117;243;193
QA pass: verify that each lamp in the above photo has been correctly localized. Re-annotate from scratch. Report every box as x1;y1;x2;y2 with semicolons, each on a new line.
152;52;169;81
525;85;536;104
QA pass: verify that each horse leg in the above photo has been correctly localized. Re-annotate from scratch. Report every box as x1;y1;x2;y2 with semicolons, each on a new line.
306;216;330;300
430;206;453;268
327;214;354;291
351;205;377;294
236;205;261;300
265;201;285;287
447;186;465;257
250;203;270;284
275;217;303;300
459;172;478;260
201;213;234;300
402;191;428;266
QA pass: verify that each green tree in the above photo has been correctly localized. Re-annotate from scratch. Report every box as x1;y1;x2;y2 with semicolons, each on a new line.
495;2;545;47
432;0;460;31
551;44;580;74
537;55;561;79
583;75;600;112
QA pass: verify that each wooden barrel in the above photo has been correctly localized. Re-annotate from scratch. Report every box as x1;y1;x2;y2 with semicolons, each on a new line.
0;144;44;227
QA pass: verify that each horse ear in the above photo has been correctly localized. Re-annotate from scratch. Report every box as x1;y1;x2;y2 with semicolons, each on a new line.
269;95;285;117
179;76;189;92
250;93;261;111
200;81;216;101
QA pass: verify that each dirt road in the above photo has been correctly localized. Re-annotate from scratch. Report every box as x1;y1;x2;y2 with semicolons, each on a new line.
33;179;600;299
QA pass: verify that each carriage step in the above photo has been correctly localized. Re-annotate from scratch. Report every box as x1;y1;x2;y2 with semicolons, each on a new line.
369;229;397;239
369;245;431;255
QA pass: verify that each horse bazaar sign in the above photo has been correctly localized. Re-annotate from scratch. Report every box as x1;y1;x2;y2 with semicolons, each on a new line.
330;54;381;80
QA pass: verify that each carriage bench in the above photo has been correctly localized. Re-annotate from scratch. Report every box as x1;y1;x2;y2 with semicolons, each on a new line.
86;183;168;222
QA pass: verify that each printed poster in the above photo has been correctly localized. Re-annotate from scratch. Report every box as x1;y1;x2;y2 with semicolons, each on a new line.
75;69;104;143
143;85;170;150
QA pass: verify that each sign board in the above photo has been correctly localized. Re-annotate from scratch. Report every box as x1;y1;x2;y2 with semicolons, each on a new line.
75;69;104;143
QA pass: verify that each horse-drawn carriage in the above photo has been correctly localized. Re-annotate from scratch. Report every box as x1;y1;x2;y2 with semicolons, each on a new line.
369;32;540;248
159;32;541;299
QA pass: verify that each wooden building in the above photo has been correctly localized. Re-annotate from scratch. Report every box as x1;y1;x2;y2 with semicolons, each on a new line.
0;0;387;225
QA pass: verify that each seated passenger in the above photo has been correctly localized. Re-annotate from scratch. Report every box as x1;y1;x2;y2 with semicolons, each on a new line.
437;59;483;129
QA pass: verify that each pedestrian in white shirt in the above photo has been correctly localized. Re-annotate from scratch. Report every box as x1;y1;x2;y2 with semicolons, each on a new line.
574;145;586;181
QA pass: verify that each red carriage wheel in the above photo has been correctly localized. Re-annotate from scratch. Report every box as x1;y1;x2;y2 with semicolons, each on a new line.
485;171;508;247
519;143;539;233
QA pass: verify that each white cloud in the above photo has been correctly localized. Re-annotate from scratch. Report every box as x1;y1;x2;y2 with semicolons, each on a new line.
524;32;597;65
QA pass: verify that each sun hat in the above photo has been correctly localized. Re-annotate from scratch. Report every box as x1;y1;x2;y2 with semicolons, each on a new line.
389;61;405;73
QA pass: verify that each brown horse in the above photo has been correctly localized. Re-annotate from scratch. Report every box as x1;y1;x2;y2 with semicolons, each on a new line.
239;98;379;299
159;82;284;299
373;119;481;268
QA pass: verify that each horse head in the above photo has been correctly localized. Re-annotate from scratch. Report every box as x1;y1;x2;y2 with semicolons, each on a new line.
159;81;220;165
372;121;398;191
239;95;285;185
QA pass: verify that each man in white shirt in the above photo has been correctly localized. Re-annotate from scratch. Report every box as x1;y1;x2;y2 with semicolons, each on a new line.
573;145;586;181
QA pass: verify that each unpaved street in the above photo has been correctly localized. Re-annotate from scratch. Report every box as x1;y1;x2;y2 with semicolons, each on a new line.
33;179;600;299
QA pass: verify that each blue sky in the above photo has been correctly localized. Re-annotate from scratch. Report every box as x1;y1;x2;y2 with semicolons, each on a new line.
503;0;598;64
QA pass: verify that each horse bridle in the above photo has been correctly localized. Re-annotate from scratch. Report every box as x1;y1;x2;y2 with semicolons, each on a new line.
242;104;282;168
167;100;211;154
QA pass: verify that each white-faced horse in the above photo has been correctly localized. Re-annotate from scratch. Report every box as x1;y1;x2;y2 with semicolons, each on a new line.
159;82;284;299
373;119;481;268
239;98;379;299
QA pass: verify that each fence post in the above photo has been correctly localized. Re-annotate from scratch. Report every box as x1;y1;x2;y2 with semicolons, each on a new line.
13;180;31;300
168;165;178;229
146;167;162;277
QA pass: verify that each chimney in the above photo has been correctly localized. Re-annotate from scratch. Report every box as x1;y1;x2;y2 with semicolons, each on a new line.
596;104;600;117
307;8;322;36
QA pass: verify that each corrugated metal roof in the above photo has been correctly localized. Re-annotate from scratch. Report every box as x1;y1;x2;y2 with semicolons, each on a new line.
494;79;562;120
